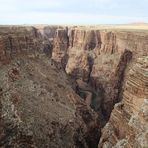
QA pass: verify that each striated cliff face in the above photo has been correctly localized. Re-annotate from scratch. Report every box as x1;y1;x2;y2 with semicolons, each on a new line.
52;28;69;68
0;26;48;66
99;56;148;148
0;25;148;147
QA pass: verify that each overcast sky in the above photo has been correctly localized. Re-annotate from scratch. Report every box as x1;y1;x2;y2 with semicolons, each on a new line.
0;0;148;24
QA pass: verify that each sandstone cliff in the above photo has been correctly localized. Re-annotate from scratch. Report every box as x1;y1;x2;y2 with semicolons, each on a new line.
0;26;45;64
98;56;148;147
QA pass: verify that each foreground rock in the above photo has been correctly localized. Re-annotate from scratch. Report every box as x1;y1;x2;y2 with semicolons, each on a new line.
98;56;148;147
0;54;100;148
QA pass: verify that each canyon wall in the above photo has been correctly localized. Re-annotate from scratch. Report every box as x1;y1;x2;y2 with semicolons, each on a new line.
0;26;43;62
99;56;148;147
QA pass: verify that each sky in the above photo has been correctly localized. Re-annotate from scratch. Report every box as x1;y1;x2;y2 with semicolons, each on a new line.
0;0;148;25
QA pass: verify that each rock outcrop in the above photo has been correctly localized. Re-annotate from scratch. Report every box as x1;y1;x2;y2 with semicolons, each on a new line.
52;28;68;60
0;53;100;148
0;26;45;65
98;56;148;147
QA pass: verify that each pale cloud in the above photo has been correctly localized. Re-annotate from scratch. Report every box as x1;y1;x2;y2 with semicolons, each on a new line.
0;10;147;25
90;0;112;4
0;0;147;24
20;0;62;9
0;0;62;12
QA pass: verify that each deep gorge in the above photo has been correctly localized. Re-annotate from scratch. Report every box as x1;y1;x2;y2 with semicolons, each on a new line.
0;25;147;148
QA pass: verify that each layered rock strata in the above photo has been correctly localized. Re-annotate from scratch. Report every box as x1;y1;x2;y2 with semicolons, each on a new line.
65;29;148;119
0;26;45;64
98;56;148;147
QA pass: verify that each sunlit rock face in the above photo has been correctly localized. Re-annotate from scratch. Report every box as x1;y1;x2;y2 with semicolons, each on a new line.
98;56;148;148
51;28;69;63
0;26;42;63
0;25;148;148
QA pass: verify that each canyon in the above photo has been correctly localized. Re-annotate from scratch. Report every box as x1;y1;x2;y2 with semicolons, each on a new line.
0;25;147;148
